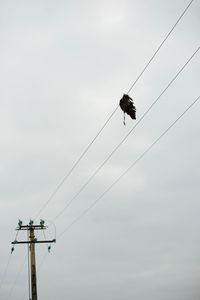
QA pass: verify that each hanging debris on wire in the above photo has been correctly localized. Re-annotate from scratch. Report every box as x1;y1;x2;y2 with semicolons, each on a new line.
119;94;136;125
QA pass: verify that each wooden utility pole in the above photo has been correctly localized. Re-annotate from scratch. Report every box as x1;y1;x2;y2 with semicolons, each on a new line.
12;220;56;300
30;225;37;300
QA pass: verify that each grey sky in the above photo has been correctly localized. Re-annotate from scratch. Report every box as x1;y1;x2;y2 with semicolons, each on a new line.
0;0;200;299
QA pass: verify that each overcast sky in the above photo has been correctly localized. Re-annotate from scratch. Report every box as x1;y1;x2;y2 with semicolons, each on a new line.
0;0;200;299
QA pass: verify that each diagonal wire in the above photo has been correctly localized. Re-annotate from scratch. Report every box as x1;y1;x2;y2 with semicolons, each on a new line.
0;229;20;293
126;0;195;94
5;254;27;300
42;229;50;252
58;94;200;238
33;0;195;220
52;46;199;222
34;106;118;219
0;255;12;292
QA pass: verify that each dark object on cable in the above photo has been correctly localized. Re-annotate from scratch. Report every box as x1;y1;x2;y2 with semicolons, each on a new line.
119;94;136;125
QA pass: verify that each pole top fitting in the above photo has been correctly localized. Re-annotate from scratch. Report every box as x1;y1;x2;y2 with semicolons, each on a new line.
18;219;23;228
40;219;45;228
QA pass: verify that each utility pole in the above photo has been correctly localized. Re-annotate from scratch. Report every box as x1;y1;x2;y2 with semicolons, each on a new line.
12;220;56;300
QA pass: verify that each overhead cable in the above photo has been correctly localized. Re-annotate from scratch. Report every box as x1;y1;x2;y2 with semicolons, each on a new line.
33;0;195;219
34;106;118;219
5;254;27;300
0;255;12;292
58;94;200;238
52;46;199;222
126;0;195;94
0;228;20;293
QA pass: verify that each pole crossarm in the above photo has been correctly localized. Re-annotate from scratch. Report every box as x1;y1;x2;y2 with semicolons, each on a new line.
16;225;47;230
12;239;56;244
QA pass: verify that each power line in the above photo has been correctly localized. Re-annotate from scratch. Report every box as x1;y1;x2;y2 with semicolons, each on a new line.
52;46;199;222
5;254;27;300
34;105;118;219
33;0;195;219
0;228;20;293
0;255;12;292
126;0;195;94
58;94;200;238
